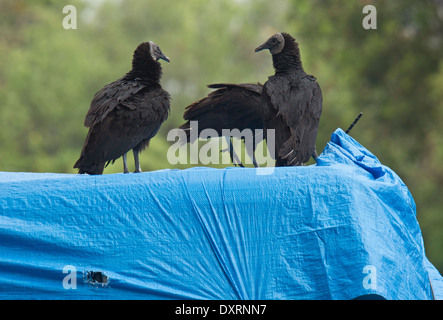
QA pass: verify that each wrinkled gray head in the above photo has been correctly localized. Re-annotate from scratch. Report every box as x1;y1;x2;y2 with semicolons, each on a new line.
254;33;285;55
149;41;170;63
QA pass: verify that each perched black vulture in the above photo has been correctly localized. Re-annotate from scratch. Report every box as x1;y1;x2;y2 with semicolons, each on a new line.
255;33;323;166
179;83;263;167
74;41;170;175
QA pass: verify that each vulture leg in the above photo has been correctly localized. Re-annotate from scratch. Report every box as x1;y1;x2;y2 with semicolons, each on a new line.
251;146;259;168
251;133;260;168
221;136;244;167
312;149;318;162
244;137;259;168
133;149;142;173
123;153;129;174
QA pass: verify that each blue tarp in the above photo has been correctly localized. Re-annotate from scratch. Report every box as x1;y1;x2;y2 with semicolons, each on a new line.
0;128;442;300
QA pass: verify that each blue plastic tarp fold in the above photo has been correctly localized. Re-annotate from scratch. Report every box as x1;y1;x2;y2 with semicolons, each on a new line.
0;128;442;299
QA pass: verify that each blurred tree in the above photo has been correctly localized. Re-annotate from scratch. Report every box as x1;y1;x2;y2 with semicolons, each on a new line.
0;0;441;272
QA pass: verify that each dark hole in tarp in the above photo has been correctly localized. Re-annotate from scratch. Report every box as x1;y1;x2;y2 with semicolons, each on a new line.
84;271;109;287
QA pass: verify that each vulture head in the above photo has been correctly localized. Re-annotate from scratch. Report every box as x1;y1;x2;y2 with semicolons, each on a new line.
255;33;285;55
148;41;170;63
133;41;170;65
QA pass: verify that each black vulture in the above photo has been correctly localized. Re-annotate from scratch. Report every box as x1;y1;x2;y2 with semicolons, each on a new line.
179;83;263;167
255;32;323;166
74;41;170;175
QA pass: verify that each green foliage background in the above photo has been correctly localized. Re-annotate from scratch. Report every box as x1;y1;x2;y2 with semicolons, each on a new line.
0;0;442;273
